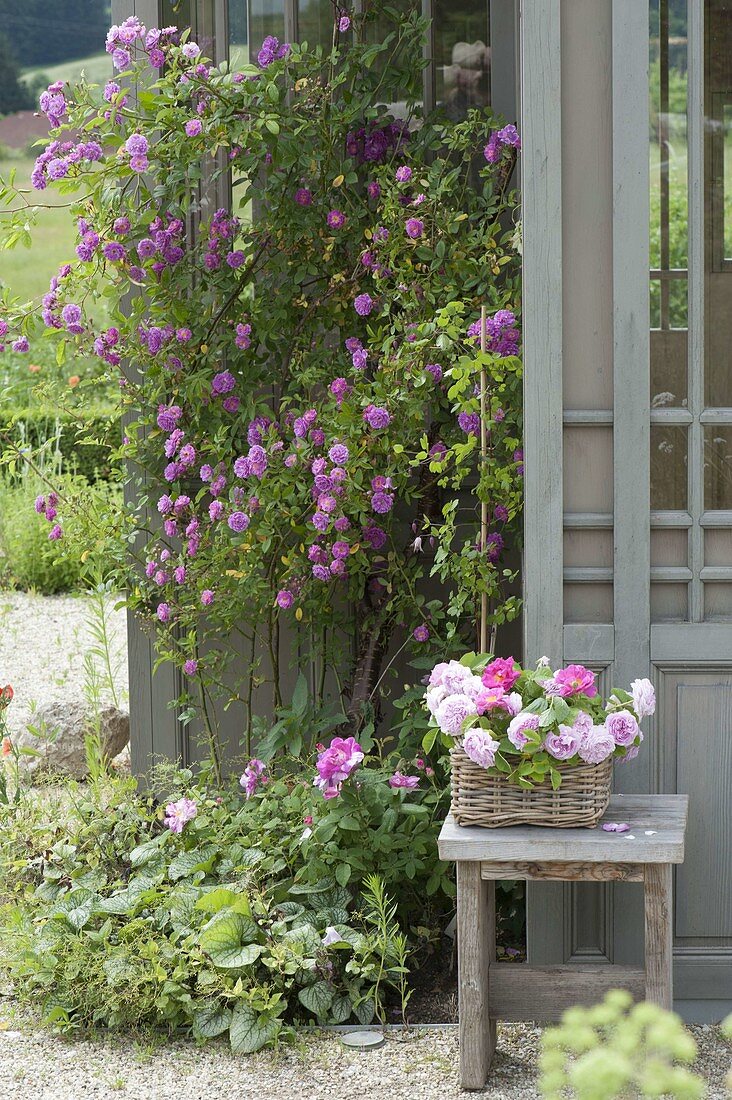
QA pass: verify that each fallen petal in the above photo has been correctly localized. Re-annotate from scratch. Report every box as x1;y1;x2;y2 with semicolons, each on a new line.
602;822;619;832
624;834;636;839
644;829;657;836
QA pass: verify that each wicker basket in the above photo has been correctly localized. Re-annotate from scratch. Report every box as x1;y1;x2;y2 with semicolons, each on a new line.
450;747;612;828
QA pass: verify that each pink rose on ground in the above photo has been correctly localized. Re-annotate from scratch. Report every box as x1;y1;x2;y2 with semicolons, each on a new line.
389;771;420;789
606;709;640;747
578;725;616;764
434;693;478;735
164;797;197;833
630;677;656;719
313;735;364;799
543;726;580;760
507;712;540;749
549;664;597;698
481;656;520;691
462;728;500;769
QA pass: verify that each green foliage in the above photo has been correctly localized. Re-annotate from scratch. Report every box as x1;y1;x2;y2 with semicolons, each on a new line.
539;991;706;1100
0;32;32;113
0;760;438;1048
2;405;121;483
0;465;122;593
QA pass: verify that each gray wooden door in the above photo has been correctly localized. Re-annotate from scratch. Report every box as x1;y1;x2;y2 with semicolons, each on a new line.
521;0;731;1021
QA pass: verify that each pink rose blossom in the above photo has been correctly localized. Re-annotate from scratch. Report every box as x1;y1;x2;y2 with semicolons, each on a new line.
549;664;597;698
507;712;540;750
313;735;363;799
543;726;580;761
481;656;520;691
605;709;640;748
164;797;197;833
630;677;656;719
462;728;500;769
578;725;616;764
388;771;420;789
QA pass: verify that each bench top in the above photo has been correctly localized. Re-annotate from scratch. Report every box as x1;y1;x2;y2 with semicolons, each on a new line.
438;794;688;864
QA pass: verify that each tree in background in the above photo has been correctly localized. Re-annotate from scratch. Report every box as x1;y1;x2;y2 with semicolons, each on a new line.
0;33;31;114
0;1;111;69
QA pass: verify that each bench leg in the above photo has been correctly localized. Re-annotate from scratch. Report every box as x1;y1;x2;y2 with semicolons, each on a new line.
644;863;673;1010
457;861;496;1089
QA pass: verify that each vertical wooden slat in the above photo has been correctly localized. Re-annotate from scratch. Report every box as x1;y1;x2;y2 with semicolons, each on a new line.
520;0;565;965
457;862;495;1090
688;0;704;622
520;0;563;668
612;0;651;791
421;0;435;113
490;0;518;121
644;863;674;1009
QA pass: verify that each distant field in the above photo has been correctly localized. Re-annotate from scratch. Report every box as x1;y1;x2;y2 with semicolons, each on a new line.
22;51;111;92
0;156;79;303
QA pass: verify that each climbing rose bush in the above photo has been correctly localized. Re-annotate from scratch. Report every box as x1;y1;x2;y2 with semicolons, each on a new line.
0;5;522;773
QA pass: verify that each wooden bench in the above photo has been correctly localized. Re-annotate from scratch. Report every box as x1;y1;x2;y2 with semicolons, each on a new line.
438;793;689;1090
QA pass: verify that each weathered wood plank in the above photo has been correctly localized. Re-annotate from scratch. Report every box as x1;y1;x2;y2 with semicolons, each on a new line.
481;860;644;882
489;964;646;1020
457;862;495;1089
438;796;688;864
644;863;673;1009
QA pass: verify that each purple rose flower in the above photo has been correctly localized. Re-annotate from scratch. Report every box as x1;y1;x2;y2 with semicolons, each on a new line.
276;589;294;609
185;119;203;137
240;758;268;799
543;727;580;761
211;370;235;395
164;797;197;833
354;293;373;317
413;625;429;642
295;187;312;206
578;725;616;764
389;771;419;789
363;405;390;430
395;165;412;182
157;602;171;623
201;589;215;606
405;217;423;239
326;209;346;229
605;709;640;748
183;659;198;676
507;712;540;750
228;511;250;533
463;728;500;768
458;411;481;435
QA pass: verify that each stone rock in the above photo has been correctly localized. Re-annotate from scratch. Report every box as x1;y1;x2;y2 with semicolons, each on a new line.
16;701;130;780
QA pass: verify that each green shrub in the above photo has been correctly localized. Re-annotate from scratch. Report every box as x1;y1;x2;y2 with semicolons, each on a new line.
0;469;123;593
0;771;414;1048
2;405;121;483
539;990;706;1099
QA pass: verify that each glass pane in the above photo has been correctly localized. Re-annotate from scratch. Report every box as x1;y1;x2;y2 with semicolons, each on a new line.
705;1;732;405
651;425;688;509
704;426;732;507
651;327;688;407
361;0;423;109
650;0;689;413
563;530;613;568
563;584;613;624
705;527;732;563
651;582;688;620
434;0;491;121
651;528;688;566
247;1;285;64
228;0;249;69
704;582;732;617
298;0;337;49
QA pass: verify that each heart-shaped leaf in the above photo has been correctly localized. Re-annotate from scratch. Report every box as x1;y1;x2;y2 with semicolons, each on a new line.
229;1004;280;1053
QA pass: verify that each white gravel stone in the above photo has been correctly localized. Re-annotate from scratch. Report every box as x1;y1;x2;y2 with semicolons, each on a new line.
0;1011;727;1100
0;591;128;737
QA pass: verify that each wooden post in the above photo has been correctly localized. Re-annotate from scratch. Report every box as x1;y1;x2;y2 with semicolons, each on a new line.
457;861;496;1089
644;863;673;1009
479;305;489;655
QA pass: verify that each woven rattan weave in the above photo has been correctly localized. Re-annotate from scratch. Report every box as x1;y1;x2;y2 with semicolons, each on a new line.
450;748;612;828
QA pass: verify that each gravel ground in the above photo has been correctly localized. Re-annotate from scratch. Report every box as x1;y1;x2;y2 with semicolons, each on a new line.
0;1013;728;1100
0;591;128;735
